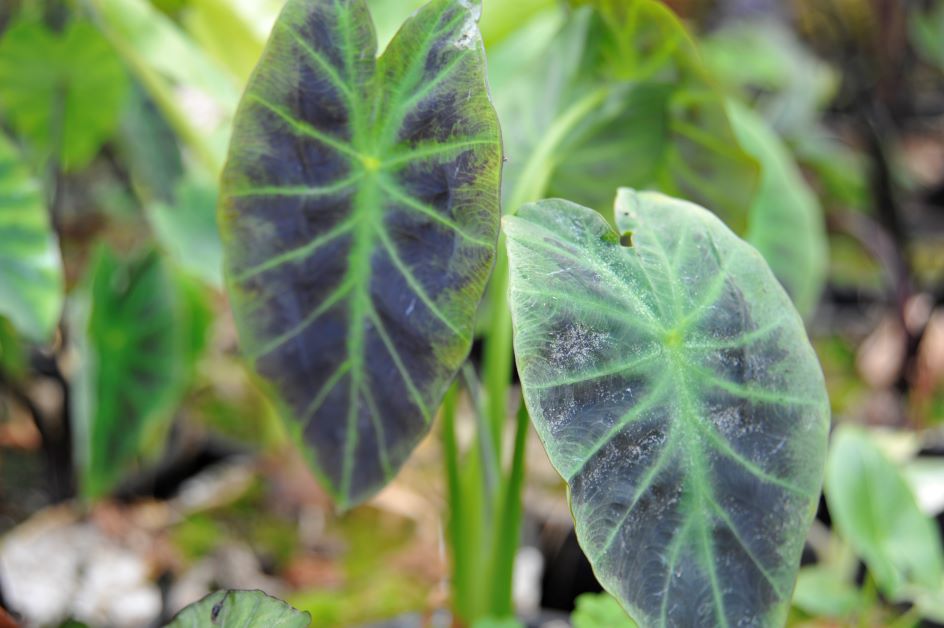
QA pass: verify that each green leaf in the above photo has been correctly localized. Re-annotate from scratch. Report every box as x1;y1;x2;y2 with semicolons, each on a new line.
0;19;128;170
150;176;224;288
791;566;862;619
702;21;838;137
0;132;63;342
491;1;758;226
727;100;828;319
910;1;944;72
572;592;638;628
166;590;311;627
73;248;204;498
220;0;502;508
824;426;944;600
505;190;830;626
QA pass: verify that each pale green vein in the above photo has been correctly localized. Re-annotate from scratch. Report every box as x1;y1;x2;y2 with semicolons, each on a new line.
228;171;364;198
646;223;683;320
531;346;662;390
284;26;354;104
376;228;468;340
392;48;471;122
382;138;496;168
706;496;786;597
679;240;735;329
659;512;697;627
693;418;807;497
510;229;662;325
568;378;671;481
367;306;431;423
692;366;820;408
378;178;493;247
683;318;785;352
247;93;360;160
300;359;351;425
511;287;661;337
376;8;468;144
233;217;357;282
597;425;678;556
699;514;730;628
249;279;353;360
360;379;394;479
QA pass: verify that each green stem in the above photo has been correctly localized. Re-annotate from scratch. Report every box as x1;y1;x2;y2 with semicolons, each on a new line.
441;382;469;615
489;399;530;616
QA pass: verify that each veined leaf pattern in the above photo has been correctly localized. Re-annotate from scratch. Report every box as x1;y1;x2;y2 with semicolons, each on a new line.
220;0;502;508
506;190;829;626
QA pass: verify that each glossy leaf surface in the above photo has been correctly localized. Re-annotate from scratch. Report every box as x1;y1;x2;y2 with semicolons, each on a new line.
73;248;203;498
506;191;829;626
166;590;310;627
220;0;502;507
728;101;828;318
825;426;944;600
0;132;63;342
0;20;128;170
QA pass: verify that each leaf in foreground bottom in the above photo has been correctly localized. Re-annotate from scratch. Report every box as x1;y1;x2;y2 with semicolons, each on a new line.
505;190;829;626
165;590;310;627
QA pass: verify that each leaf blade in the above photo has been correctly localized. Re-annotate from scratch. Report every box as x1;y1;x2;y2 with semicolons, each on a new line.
220;0;501;507
506;190;830;626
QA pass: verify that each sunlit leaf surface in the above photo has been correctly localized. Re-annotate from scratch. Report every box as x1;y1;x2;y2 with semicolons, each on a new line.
0;133;63;342
220;0;502;507
166;590;310;627
506;190;829;626
0;20;128;170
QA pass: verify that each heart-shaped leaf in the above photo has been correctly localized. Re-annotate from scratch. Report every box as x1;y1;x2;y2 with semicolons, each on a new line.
220;0;502;507
0;132;63;342
0;19;128;170
166;590;310;627
505;190;829;626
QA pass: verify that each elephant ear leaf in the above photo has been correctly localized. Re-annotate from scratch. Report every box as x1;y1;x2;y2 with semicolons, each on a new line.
165;590;310;627
220;0;502;508
505;190;829;626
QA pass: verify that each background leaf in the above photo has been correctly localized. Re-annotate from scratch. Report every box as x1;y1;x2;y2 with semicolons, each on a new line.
727;100;828;318
72;247;207;498
824;426;944;600
571;592;638;628
0;132;63;342
0;19;128;170
491;0;758;227
220;0;502;508
505;190;829;626
166;589;311;627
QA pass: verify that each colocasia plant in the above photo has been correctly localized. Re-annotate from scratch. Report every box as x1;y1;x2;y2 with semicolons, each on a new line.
218;0;830;626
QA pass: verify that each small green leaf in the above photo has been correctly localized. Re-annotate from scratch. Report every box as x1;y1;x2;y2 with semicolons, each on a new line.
72;248;204;498
572;592;638;628
727;100;828;318
0;132;63;342
220;0;502;508
825;426;944;599
0;19;128;170
506;190;830;626
166;590;311;627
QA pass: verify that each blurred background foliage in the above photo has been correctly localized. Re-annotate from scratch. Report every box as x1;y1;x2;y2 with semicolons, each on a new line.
0;0;943;626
